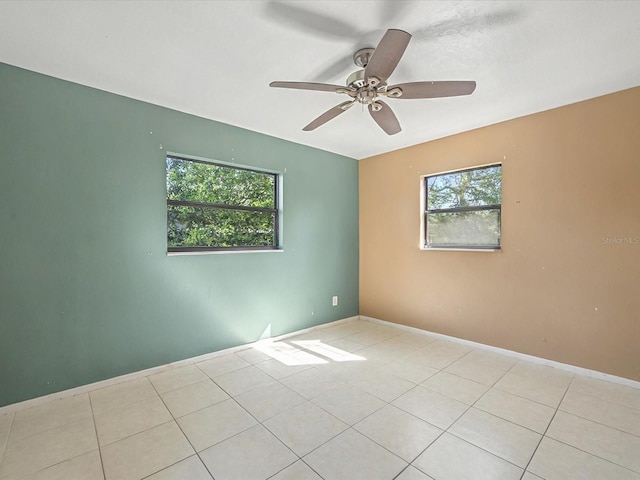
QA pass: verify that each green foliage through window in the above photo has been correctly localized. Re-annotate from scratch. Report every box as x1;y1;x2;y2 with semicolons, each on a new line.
166;156;279;251
425;164;502;249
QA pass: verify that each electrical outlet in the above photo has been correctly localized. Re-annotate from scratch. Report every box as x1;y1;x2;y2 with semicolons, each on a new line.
332;296;338;306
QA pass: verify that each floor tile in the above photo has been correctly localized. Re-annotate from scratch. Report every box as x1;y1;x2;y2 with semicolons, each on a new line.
176;398;257;452
101;421;193;480
311;383;385;425
392;331;438;347
160;379;229;418
569;377;640;411
280;367;344;399
345;330;397;347
148;365;208;394
383;357;439;384
0;419;97;479
392;385;468;429
318;337;368;354
356;339;418;364
413;433;523;480
395;466;435;480
255;358;314;380
289;338;367;363
408;341;473;370
560;388;640;436
546;410;640;473
509;362;574;388
354;405;442;462
304;429;407;480
21;450;103;480
267;460;322;479
474;388;555;434
444;357;507;386
455;349;517;372
234;381;305;422
528;436;640;480
494;371;568;408
90;377;158;414
94;396;172;446
252;341;329;367
449;408;541;468
9;395;92;443
234;347;273;365
361;322;404;335
200;425;297;480
263;401;348;456
521;473;544;480
345;365;415;402
300;322;363;342
196;354;250;379
144;455;213;480
422;371;489;405
212;365;275;396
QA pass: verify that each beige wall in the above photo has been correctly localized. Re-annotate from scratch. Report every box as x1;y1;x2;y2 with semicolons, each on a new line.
359;87;640;381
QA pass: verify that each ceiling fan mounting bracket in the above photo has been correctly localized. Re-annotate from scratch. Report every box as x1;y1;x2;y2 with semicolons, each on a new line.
353;48;375;68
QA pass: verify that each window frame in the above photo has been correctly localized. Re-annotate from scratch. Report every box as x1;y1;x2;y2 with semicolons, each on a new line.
166;154;282;254
421;163;502;251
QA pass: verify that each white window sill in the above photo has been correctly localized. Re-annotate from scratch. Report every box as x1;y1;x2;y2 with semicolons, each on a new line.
167;249;283;256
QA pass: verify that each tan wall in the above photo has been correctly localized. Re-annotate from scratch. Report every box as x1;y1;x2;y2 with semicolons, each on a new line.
359;87;640;381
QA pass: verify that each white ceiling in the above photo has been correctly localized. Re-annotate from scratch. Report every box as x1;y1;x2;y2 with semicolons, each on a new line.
1;1;639;159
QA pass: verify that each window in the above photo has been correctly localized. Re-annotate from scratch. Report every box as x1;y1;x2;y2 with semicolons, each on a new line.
423;164;502;249
166;155;280;252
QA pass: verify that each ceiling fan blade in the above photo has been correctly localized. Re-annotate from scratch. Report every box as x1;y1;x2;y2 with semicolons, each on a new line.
368;100;401;135
364;29;411;83
303;101;354;131
270;81;348;93
390;81;477;99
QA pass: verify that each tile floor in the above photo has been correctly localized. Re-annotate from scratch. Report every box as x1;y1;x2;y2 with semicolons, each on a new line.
1;319;639;480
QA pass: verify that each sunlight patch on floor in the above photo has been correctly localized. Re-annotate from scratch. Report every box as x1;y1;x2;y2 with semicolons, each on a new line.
253;339;367;366
291;340;366;362
254;341;328;366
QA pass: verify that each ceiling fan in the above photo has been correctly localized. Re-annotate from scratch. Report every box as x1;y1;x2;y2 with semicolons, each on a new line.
269;29;476;135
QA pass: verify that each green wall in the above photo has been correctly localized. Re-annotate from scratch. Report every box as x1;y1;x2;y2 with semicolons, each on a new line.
0;63;359;407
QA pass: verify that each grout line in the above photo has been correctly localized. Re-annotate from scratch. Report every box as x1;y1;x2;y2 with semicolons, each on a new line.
87;394;107;480
146;376;218;480
539;434;640;476
517;377;572;479
392;352;525;476
0;411;16;472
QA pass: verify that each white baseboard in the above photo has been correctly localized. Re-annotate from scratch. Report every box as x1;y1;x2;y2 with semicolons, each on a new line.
0;316;359;416
360;315;640;390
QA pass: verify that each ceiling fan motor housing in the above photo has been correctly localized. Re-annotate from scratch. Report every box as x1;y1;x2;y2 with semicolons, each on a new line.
346;69;367;89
